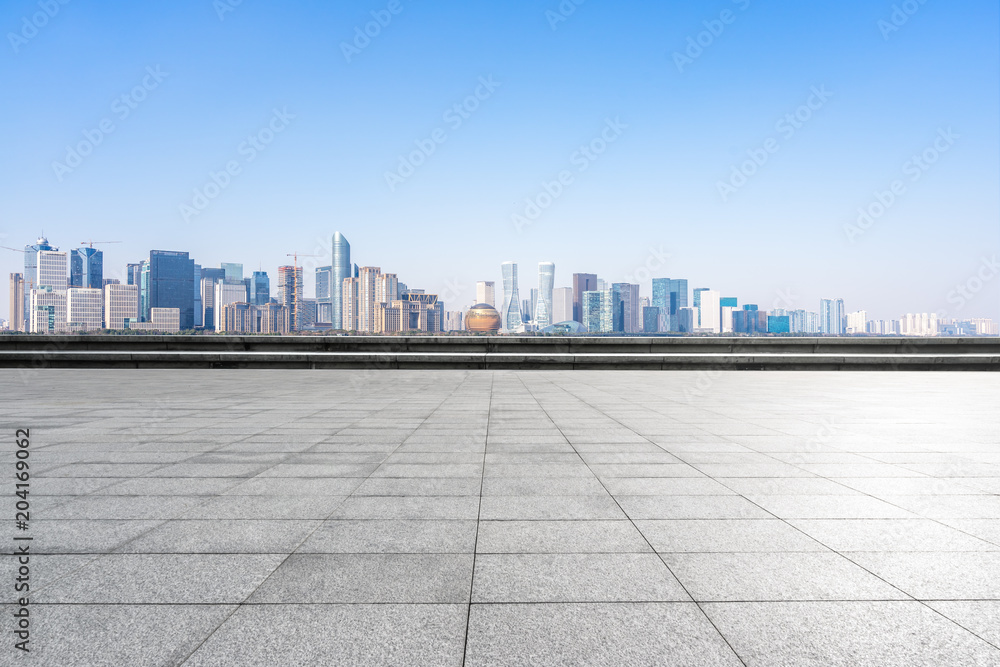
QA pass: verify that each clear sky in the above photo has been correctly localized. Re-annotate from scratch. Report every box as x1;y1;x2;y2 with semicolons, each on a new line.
1;0;998;322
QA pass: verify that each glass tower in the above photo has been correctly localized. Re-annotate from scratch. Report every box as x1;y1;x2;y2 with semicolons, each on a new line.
148;250;195;330
70;248;103;289
22;237;56;330
251;271;270;306
332;232;351;330
535;262;555;329
500;261;522;332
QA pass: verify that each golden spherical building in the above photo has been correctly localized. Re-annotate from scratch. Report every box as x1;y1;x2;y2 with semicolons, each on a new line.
465;303;502;333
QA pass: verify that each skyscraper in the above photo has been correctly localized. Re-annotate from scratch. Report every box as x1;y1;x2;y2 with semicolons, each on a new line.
612;283;639;333
315;266;332;322
9;274;24;332
500;262;522;332
572;273;597;324
37;250;68;291
476;281;495;307
147;251;195;330
358;266;382;332
70;247;103;289
698;290;721;333
66;288;103;330
22;236;56;330
820;298;846;335
534;262;555;329
341;277;359;331
104;283;138;329
552;287;573;324
332;232;351;331
277;266;304;331
221;263;243;282
250;271;270;306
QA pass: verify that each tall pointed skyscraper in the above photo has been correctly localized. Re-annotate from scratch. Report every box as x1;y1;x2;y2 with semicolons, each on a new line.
535;262;555;329
331;232;351;330
500;261;522;332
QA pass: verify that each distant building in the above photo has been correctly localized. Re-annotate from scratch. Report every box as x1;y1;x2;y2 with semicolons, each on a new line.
767;315;791;334
846;310;867;334
66;288;103;330
476;281;495;307
552;287;573;324
536;262;555;329
104;283;138;330
642;306;663;333
698;290;721;333
127;307;180;332
341;277;359;331
612;283;640;333
900;313;938;336
220;302;255;333
445;311;464;332
22;237;58;331
299;298;318;329
733;310;768;334
677;307;696;333
250;271;270;307
30;288;66;333
572;273;597;324
258;303;290;334
70;248;103;289
820;298;846;335
331;232;352;333
277;266;304;331
147;251;195;330
652;278;688;331
214;281;248;331
501;262;523;332
9;274;24;332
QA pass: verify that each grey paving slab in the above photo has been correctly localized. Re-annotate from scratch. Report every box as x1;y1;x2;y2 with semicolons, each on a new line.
327;495;481;519
636;519;827;553
248;553;473;603
926;601;1000;647
36;554;284;603
1;604;236;667
464;603;743;666
479;495;627;520
704;601;1000;666
788;519;999;552
30;519;164;554
296;519;478;553
848;552;1000;599
118;519;322;553
616;494;772;520
476;520;651;553
183;604;468;667
180;494;348;520
472;553;690;602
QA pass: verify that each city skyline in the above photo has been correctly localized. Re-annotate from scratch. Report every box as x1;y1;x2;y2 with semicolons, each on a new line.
1;1;997;324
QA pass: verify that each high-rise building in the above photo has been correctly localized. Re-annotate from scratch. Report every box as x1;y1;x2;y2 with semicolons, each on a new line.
259;303;291;334
104;283;138;329
552;287;573;324
357;266;382;332
37;250;68;291
127;307;181;332
9;274;24;332
900;313;938;336
220;263;243;282
733;310;768;334
315;266;332;323
22;237;57;330
500;262;522;332
193;264;203;327
846;310;867;334
583;290;604;333
820;298;846;335
612;283;639;333
250;271;270;306
66;288;103;330
642;306;663;333
30;288;67;333
535;262;555;329
445;311;464;332
220;302;255;333
214;281;249;330
476;281;495;307
331;232;351;331
277;265;304;331
652;278;689;331
767;315;791;334
677;307;696;333
376;273;398;305
698;290;721;333
341;277;359;331
300;298;318;329
572;273;597;324
70;247;103;289
147;250;195;330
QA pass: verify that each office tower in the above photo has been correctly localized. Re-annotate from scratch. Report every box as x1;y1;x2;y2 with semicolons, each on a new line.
819;298;846;335
298;299;317;329
22;237;57;330
315;266;332;322
698;290;721;333
277;265;304;331
767;315;791;334
552;287;573;324
198;267;225;329
677;307;696;333
70;247;103;289
536;262;555;329
37;250;68;291
30;288;67;333
250;271;270;306
500;262;523;332
126;262;144;288
522;298;533;323
376;273;398;304
653;278;689;331
476;281;495;307
445;311;464;331
583;290;604;332
104;283;138;329
9;274;24;332
733;310;768;334
642;306;663;333
66;288;103;330
721;306;735;333
900;313;939;336
193;264;202;327
692;287;710;326
220;302;255;333
331;232;351;332
342;277;359;330
846;310;867;334
640;296;650;309
147;250;195;330
214;281;249;330
355;266;382;332
652;278;669;312
258;303;290;334
221;263;243;282
720;297;738;308
572;273;597;324
612;283;639;333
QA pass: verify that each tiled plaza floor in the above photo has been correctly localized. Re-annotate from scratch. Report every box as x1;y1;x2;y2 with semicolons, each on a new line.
3;369;1000;666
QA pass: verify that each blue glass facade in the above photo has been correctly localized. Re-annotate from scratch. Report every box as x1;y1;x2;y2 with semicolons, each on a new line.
251;271;270;306
767;315;790;334
70;248;103;289
332;233;351;330
148;250;195;330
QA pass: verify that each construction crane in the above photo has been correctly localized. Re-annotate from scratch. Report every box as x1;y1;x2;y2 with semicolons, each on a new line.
80;240;121;249
285;252;320;331
1;245;27;253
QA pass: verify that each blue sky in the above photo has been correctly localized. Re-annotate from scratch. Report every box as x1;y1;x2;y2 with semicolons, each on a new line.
1;0;997;321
